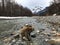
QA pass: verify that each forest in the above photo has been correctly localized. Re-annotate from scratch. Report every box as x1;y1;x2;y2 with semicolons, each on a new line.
0;0;33;16
0;0;60;16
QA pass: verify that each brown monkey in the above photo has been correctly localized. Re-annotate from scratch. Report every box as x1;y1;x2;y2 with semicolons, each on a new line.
20;24;34;41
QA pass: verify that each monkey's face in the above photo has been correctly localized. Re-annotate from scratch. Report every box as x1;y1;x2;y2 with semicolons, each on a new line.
20;25;34;36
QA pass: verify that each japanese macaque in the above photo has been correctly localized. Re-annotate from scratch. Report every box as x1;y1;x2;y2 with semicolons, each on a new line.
3;24;34;43
20;24;34;41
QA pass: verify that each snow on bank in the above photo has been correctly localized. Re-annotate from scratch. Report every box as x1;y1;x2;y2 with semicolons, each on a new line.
0;16;28;19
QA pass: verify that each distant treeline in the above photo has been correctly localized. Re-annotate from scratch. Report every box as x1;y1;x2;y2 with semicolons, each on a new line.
0;0;33;16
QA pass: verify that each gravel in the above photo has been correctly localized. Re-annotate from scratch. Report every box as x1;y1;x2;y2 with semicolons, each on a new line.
0;16;60;45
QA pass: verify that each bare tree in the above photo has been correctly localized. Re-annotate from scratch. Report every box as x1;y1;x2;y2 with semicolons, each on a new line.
2;0;4;9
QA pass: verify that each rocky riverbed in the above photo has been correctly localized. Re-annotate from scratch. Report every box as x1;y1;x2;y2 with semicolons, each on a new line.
0;16;60;45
